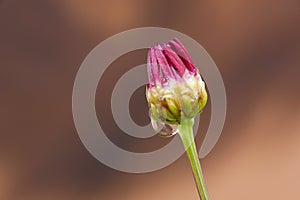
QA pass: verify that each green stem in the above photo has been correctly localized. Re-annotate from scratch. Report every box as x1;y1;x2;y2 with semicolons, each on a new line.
178;117;210;200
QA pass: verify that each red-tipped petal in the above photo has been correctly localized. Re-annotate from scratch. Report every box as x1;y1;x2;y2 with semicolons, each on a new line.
162;44;186;76
149;47;161;83
155;45;174;81
169;38;198;74
147;49;154;84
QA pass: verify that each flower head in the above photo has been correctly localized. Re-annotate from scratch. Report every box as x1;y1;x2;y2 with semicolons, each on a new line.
146;38;207;124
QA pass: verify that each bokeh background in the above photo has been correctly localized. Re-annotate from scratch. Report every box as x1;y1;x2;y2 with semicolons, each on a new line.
1;0;300;199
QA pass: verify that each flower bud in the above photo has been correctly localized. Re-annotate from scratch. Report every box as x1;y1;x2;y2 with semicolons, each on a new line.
146;39;207;124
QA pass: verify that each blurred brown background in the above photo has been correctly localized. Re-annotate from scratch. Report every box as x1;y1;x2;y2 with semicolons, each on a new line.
1;0;300;199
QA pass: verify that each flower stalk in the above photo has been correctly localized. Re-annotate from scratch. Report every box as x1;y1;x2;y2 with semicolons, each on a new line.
178;117;210;200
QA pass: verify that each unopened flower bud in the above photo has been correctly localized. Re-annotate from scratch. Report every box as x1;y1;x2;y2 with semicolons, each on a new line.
146;38;207;124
